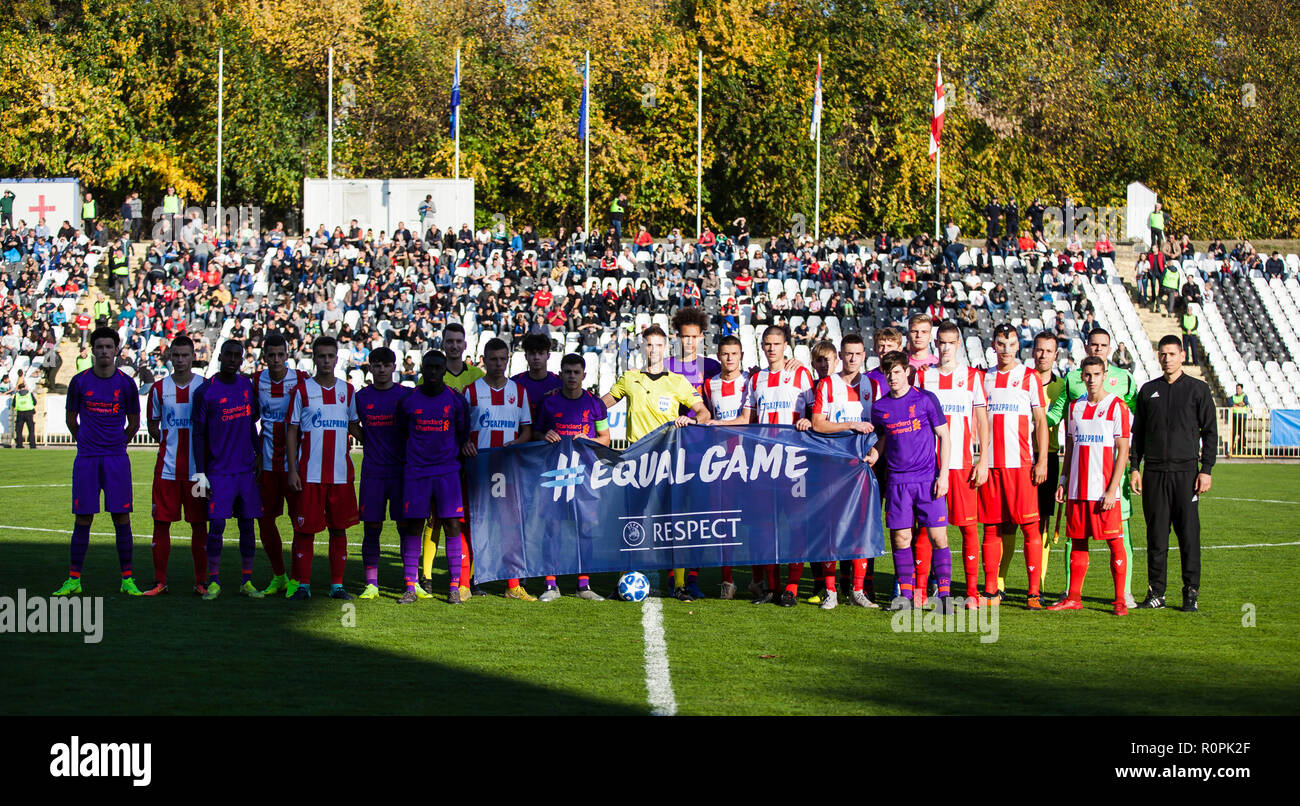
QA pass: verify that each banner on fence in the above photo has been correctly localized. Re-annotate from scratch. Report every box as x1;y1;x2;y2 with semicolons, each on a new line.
1269;410;1300;446
467;423;885;584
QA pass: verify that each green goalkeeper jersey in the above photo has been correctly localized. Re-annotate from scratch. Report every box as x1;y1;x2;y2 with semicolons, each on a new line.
1046;364;1138;429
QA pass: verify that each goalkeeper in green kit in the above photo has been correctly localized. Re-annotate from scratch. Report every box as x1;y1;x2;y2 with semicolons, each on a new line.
1045;327;1139;607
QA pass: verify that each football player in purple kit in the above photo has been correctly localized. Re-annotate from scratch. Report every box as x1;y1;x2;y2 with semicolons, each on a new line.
397;351;471;604
54;327;144;596
665;307;721;598
511;333;563;427
351;347;412;600
190;339;265;600
869;350;953;612
536;352;610;601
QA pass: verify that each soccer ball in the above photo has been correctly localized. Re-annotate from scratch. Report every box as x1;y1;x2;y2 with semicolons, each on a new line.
618;571;650;602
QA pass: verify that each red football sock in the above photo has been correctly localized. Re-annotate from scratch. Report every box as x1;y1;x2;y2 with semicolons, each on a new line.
765;564;778;591
259;516;286;576
851;558;869;591
459;533;473;588
721;566;733;584
1107;537;1127;603
508;578;520;588
784;562;803;594
1022;521;1044;596
752;566;763;584
913;535;932;600
292;532;314;583
1068;539;1089;600
981;525;1001;595
151;522;170;584
328;530;347;585
960;525;980;597
190;521;207;586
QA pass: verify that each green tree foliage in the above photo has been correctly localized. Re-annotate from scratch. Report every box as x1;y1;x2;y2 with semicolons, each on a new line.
1;0;1296;237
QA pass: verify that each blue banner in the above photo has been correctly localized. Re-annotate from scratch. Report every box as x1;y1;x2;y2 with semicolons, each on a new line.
467;424;885;584
1270;410;1300;446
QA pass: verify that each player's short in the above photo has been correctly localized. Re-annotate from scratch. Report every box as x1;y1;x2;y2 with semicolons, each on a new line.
401;472;463;521
207;472;264;520
1037;453;1061;522
292;481;359;534
72;454;133;515
1066;499;1122;541
152;475;205;523
978;467;1040;526
945;467;979;527
359;474;404;523
885;480;948;530
258;468;295;518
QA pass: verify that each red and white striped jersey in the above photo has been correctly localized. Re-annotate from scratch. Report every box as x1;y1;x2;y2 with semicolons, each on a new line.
256;368;309;472
1065;394;1131;501
918;365;986;470
812;372;880;425
983;363;1046;469
148;374;204;481
465;378;531;449
704;373;750;421
746;363;814;424
289;378;359;484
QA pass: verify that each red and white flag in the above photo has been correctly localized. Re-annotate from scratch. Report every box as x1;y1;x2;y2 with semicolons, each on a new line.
929;58;944;159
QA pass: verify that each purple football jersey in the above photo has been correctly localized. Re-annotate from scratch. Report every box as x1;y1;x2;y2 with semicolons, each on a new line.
356;384;411;478
537;389;609;439
192;374;261;475
665;355;721;416
66;369;140;457
870;387;945;483
510;371;562;425
399;386;469;477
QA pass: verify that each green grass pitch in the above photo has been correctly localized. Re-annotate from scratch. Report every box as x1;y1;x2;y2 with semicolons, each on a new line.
1;450;1297;715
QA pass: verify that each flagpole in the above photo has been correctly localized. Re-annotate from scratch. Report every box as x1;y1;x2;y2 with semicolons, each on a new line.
814;53;821;242
327;46;334;227
934;52;941;240
454;48;461;180
696;48;702;238
583;50;590;236
217;47;223;221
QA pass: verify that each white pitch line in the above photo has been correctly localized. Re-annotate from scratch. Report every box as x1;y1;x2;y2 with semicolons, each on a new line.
0;523;387;550
1214;496;1300;505
640;596;677;717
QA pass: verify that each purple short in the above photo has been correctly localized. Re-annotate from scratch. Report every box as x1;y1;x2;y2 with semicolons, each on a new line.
72;454;133;515
359;474;404;523
885;479;948;530
207;472;264;520
400;471;464;521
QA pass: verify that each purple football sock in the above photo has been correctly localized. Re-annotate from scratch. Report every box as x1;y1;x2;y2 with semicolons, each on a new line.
238;518;256;582
363;523;382;586
69;522;91;576
445;529;463;591
114;521;134;576
893;546;915;592
400;533;420;588
933;547;952;595
207;518;225;578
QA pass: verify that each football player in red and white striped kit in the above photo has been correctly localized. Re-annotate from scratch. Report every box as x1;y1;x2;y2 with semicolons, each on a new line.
143;335;208;596
1050;356;1132;616
285;336;360;600
979;323;1050;609
745;324;814;605
703;335;751;599
918;321;990;608
810;333;881;610
253;332;308;595
462;337;535;600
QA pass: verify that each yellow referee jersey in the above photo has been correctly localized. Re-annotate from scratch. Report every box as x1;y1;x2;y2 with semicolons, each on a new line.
444;363;485;392
609;370;701;443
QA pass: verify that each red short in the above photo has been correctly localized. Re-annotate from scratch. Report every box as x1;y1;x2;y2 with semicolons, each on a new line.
978;467;1039;526
259;469;296;519
151;476;205;524
291;482;359;534
1066;499;1122;541
945;467;979;527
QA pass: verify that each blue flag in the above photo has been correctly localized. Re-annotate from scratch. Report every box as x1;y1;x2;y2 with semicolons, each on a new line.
578;53;589;141
467;423;885;584
450;57;460;138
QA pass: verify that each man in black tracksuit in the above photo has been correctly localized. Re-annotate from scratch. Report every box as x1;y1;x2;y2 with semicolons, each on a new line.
1130;335;1217;612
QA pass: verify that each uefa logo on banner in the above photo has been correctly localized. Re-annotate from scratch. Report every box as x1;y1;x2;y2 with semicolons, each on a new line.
622;521;646;547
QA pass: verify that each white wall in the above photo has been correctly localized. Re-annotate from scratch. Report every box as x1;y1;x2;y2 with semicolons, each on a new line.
302;178;474;237
0;177;82;231
1126;181;1157;245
